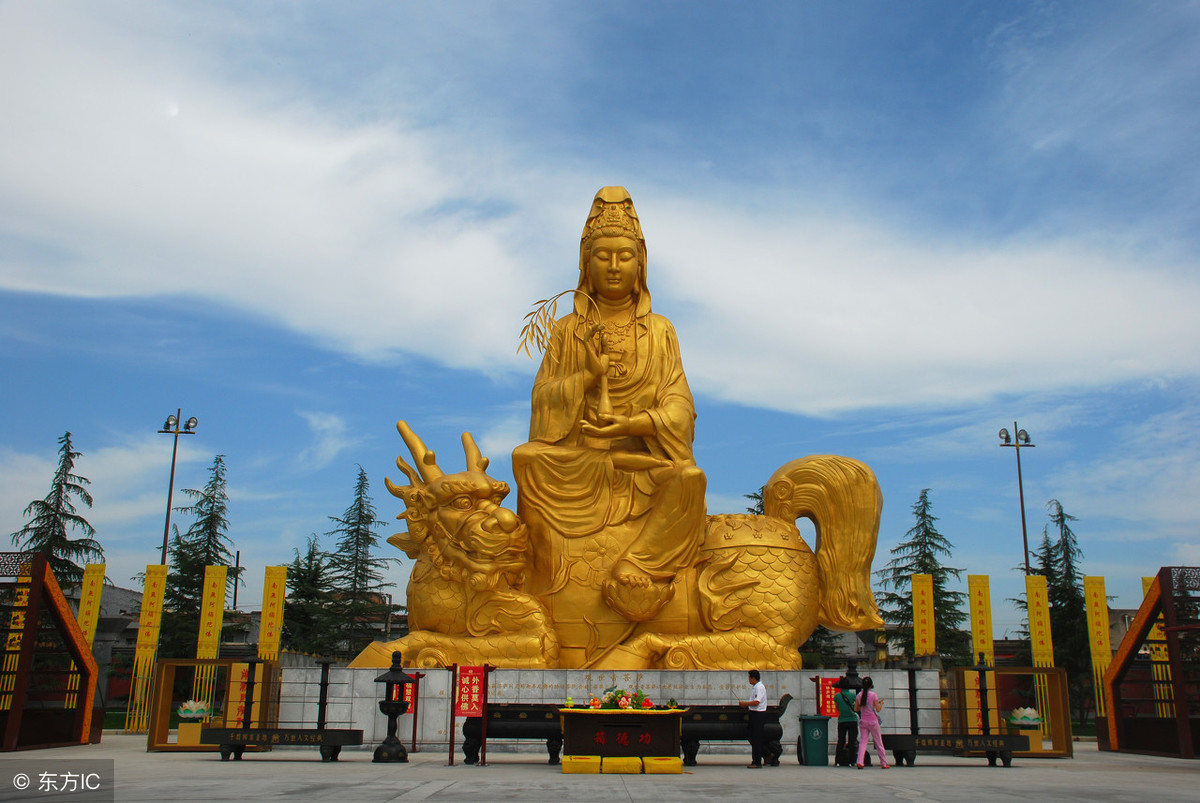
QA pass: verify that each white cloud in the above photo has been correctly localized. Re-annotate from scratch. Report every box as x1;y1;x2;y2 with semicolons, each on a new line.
2;2;1198;423
1047;406;1200;540
0;448;56;542
652;202;1200;415
0;435;210;541
296;411;358;470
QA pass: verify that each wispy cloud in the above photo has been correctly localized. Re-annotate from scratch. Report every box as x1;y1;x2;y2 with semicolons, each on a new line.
2;3;1197;422
296;411;359;470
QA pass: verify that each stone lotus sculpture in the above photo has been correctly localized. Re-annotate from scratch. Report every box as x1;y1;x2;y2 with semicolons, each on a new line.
350;187;883;670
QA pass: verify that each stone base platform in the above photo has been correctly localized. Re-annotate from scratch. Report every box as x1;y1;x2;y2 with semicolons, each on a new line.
276;666;940;758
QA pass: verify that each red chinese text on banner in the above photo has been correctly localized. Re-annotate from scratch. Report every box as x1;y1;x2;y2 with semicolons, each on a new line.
819;677;839;717
454;665;485;717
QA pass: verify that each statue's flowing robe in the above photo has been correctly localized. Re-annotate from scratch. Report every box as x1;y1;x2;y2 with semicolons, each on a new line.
514;310;704;583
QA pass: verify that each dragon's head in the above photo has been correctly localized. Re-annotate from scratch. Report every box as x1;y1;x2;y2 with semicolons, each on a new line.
385;421;528;588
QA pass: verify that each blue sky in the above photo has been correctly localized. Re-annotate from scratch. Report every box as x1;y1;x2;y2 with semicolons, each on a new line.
2;1;1198;637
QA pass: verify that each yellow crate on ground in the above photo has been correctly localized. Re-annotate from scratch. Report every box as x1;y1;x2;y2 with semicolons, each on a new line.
562;755;602;774
601;756;644;774
643;756;683;774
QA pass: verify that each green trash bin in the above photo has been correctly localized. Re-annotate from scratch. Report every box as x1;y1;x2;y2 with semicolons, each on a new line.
798;715;830;766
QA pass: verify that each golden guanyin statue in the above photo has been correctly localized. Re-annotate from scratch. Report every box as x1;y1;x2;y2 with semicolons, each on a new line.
350;187;883;671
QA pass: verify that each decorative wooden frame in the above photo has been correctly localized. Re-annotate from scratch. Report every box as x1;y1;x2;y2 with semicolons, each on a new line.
0;552;100;750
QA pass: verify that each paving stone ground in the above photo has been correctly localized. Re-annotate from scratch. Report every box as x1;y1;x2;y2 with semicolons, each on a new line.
1;735;1196;802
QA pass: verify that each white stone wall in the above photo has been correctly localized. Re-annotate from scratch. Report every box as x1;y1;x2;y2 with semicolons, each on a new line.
276;667;941;756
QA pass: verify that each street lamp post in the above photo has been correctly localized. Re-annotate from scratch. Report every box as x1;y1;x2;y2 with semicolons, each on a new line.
998;422;1035;575
159;409;198;565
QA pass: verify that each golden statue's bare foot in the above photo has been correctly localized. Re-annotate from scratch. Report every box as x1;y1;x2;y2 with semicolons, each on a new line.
612;561;653;588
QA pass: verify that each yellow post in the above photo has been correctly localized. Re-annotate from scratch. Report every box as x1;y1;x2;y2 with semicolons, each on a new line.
125;565;168;733
968;575;994;666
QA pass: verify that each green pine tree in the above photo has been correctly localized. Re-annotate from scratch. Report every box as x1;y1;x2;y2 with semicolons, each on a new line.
10;431;104;586
160;455;240;658
1043;499;1091;724
799;625;842;667
745;487;765;515
282;534;341;657
876;489;971;665
326;466;394;657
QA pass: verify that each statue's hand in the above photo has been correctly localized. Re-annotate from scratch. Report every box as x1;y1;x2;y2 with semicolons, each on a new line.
580;412;630;439
583;332;609;388
580;412;656;440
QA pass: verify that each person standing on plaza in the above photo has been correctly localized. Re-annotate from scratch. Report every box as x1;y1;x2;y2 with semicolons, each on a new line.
833;678;863;767
740;669;768;768
854;676;889;769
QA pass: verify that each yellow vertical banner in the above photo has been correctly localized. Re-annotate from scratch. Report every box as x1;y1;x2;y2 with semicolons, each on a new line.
1025;574;1054;735
257;566;287;661
1025;574;1055;666
1142;576;1172;717
968;575;994;666
125;564;167;733
911;573;936;656
195;565;227;660
1084;576;1111;717
192;565;227;708
65;563;106;709
77;564;106;647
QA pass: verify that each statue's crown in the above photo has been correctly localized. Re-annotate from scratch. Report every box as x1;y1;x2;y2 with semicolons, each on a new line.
581;186;643;244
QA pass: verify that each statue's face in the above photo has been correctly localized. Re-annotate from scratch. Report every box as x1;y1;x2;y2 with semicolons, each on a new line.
588;235;640;302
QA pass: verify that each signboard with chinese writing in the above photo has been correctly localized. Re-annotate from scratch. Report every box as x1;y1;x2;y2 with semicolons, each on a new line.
1084;575;1111;717
818;677;839;717
1025;575;1055;667
126;564;168;732
968;574;994;666
65;563;107;710
961;669;1000;735
196;565;227;660
76;563;105;648
560;710;685;758
455;665;486;717
228;662;269;728
258;566;287;661
912;573;935;656
0;560;32;712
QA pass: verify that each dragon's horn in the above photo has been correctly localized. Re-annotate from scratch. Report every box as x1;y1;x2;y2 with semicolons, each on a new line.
396;421;445;482
388;455;421;490
461;431;490;473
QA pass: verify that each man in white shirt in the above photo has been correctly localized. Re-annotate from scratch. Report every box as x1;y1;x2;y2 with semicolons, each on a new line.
739;669;768;768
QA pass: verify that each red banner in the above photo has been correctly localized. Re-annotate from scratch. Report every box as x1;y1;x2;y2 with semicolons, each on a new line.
455;665;485;717
818;678;839;717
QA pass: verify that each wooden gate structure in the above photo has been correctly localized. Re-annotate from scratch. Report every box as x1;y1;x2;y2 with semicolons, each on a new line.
1103;566;1199;758
0;552;100;750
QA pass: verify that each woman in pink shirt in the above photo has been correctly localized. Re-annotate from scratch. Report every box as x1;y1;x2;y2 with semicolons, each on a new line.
854;676;890;769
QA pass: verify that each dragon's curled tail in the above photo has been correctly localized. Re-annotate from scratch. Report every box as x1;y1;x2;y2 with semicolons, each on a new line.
763;455;884;631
